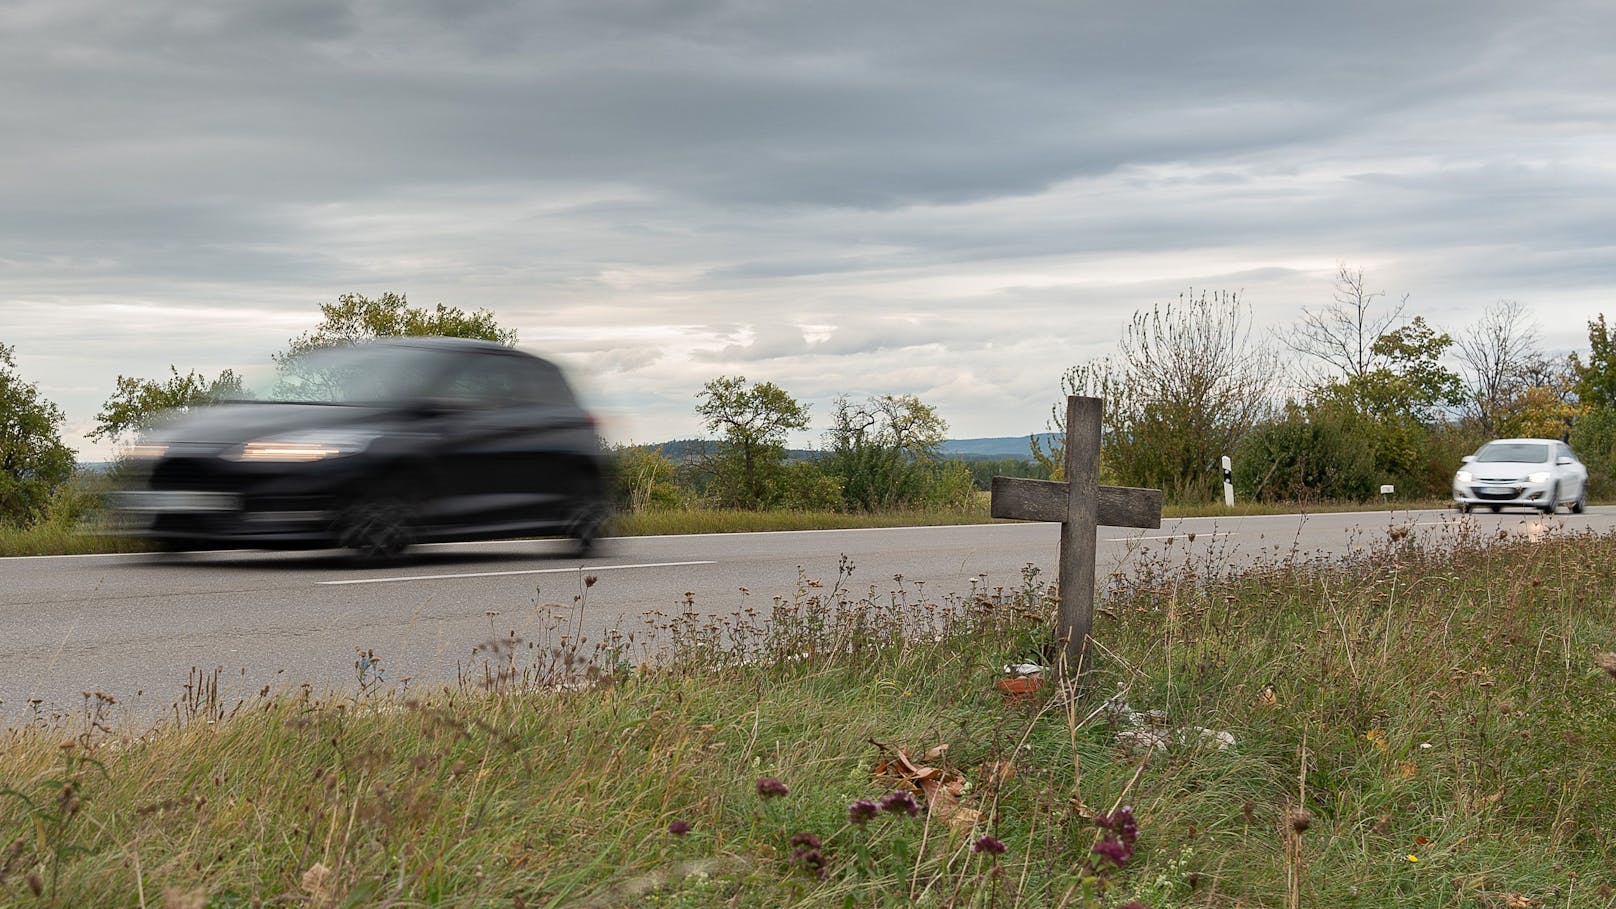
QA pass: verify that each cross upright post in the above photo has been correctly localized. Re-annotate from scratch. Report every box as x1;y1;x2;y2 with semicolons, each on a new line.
990;396;1162;680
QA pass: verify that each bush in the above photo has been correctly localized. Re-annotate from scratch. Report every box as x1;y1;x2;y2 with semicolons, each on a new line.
610;446;687;512
1234;409;1378;502
1571;405;1616;499
776;461;844;511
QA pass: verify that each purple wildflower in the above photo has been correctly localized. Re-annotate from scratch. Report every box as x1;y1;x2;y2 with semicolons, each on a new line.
972;835;1007;855
848;799;879;825
668;820;691;836
756;777;790;799
1090;805;1139;870
1091;837;1132;867
877;789;921;817
789;832;827;878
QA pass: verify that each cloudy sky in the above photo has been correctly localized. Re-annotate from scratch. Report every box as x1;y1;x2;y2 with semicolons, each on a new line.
4;0;1614;460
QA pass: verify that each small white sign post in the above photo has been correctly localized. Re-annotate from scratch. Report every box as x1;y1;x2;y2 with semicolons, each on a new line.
1222;455;1235;507
990;396;1163;681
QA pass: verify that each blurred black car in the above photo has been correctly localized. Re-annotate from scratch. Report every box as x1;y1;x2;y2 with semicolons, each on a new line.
112;337;611;560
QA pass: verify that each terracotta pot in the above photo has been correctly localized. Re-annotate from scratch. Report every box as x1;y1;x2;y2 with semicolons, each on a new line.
997;676;1044;702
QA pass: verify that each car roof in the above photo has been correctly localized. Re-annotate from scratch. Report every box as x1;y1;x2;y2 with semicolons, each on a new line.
355;336;564;366
364;336;515;353
1482;438;1561;445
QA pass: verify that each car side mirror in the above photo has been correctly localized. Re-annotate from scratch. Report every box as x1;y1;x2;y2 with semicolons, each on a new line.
1461;455;1475;464
1556;456;1573;466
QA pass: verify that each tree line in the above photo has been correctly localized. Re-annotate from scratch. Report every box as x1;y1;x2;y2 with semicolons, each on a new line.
4;275;1616;528
1040;269;1610;505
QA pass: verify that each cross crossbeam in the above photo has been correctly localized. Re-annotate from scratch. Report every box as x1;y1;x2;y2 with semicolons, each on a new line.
989;396;1163;681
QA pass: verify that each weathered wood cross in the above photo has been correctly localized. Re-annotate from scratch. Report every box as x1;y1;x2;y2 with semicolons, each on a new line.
990;396;1162;680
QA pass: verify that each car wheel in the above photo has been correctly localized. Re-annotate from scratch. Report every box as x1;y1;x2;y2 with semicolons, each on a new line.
1488;504;1502;513
566;502;611;557
337;495;415;562
1541;484;1559;515
1572;489;1587;514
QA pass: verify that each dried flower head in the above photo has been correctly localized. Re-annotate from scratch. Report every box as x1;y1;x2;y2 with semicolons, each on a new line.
1595;652;1616;679
756;777;789;799
668;820;691;836
1289;807;1313;833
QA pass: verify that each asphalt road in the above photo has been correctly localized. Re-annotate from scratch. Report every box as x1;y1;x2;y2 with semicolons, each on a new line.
6;505;1614;729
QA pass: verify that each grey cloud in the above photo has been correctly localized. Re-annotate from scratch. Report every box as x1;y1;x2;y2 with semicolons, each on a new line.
6;0;1616;458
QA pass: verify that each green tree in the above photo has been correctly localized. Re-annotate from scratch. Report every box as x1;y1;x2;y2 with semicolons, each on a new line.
1037;291;1278;503
823;394;949;511
695;376;811;508
1571;313;1616;410
277;291;516;362
88;367;244;445
1570;405;1616;499
1306;316;1465;491
0;343;76;527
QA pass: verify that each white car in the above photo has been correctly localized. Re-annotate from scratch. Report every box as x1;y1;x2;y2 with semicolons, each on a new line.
1453;438;1589;515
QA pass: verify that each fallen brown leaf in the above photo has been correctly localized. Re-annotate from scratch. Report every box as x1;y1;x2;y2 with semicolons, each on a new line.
947;807;982;834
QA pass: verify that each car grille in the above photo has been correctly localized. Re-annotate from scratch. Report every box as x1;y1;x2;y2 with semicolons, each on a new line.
1469;486;1523;500
151;457;229;491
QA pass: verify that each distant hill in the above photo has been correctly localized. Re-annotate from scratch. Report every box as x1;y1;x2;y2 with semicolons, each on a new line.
936;434;1055;461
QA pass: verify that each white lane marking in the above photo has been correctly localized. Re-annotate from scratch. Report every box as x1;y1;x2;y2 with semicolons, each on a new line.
317;560;718;586
1105;531;1238;542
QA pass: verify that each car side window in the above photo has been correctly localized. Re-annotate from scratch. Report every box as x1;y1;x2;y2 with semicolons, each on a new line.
437;354;580;409
438;355;525;407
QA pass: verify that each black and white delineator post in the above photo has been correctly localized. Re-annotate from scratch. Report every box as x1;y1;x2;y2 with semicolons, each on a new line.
989;396;1162;681
1222;455;1234;507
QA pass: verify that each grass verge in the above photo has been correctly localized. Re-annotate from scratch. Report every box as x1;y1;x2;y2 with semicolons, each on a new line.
3;523;1614;906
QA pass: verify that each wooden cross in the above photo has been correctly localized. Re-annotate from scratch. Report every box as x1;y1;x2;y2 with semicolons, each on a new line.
990;396;1162;679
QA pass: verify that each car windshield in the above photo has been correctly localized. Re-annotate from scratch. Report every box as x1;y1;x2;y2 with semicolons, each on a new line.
233;345;457;405
1474;442;1550;464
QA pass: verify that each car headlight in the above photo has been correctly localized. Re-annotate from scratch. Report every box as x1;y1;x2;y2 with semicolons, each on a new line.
231;431;379;462
1527;471;1551;484
123;442;169;460
1455;470;1472;484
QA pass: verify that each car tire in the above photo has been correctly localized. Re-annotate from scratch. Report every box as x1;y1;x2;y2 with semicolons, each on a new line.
337;494;415;562
1489;504;1502;513
1541;484;1559;516
566;502;611;557
1572;489;1587;514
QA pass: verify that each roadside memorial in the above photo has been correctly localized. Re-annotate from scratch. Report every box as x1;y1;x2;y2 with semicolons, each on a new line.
990;396;1162;682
